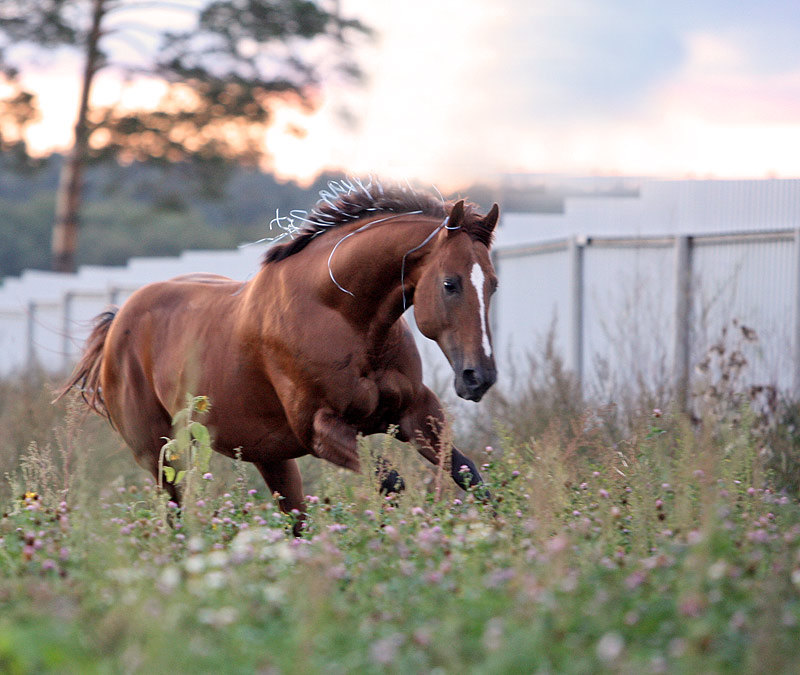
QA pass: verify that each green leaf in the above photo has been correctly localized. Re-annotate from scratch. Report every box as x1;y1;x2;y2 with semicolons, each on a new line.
196;446;212;474
190;421;211;446
163;466;176;483
175;470;187;485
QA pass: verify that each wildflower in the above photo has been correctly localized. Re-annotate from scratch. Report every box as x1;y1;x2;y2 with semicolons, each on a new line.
157;566;181;593
596;632;624;662
202;472;213;480
599;488;609;499
370;633;404;666
193;396;210;413
198;607;238;627
511;470;520;478
546;535;569;554
411;506;425;517
306;495;320;504
652;408;662;417
485;445;494;454
482;617;503;651
624;571;646;590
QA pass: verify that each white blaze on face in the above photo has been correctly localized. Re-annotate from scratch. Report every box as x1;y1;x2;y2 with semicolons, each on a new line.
470;262;492;358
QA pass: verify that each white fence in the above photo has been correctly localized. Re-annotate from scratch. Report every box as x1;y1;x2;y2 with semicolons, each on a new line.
492;229;800;406
2;179;800;406
0;245;269;376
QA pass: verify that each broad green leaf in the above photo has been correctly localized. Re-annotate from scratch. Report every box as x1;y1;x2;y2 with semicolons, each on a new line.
190;421;211;446
196;443;213;473
163;466;176;483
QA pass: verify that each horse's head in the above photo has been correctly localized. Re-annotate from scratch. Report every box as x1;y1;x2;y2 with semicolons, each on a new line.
413;201;500;402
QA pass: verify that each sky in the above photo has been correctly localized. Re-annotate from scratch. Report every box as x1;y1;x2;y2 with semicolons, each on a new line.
9;0;800;187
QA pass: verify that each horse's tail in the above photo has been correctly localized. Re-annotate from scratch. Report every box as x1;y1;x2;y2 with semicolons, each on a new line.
53;308;118;420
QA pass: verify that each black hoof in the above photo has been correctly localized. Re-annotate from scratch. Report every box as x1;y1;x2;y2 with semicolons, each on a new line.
379;469;406;495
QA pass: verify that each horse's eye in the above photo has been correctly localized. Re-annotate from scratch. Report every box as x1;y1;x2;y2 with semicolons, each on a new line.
443;278;458;294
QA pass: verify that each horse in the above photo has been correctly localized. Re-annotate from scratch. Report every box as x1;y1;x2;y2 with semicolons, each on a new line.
57;179;499;528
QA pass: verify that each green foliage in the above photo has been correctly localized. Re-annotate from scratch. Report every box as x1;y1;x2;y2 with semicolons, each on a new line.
159;395;213;491
2;372;800;672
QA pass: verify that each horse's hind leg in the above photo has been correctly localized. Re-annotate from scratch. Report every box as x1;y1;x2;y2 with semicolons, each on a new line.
128;435;181;505
113;404;181;504
254;459;305;535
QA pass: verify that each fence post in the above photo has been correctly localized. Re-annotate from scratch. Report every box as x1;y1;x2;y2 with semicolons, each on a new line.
26;300;36;371
568;236;585;387
673;236;691;411
793;230;800;400
63;291;74;371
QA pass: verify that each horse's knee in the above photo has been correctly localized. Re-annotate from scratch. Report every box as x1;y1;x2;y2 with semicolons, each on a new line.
311;409;360;472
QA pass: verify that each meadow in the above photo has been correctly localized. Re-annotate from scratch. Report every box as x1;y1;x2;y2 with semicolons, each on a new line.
2;360;800;674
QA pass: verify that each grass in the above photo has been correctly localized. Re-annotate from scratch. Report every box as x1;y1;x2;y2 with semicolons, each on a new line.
2;371;800;674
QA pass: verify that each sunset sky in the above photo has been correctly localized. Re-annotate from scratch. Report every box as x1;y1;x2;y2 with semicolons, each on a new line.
10;0;800;187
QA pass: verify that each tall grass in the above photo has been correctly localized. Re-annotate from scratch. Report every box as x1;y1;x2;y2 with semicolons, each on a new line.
1;355;800;673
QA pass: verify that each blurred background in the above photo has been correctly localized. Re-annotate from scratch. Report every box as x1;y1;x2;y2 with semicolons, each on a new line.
2;0;798;275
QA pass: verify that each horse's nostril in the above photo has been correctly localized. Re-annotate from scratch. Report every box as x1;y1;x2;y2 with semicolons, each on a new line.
462;369;480;388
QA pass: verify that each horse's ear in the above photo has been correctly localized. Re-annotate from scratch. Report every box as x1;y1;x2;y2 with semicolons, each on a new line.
446;200;466;237
470;203;499;248
483;203;499;232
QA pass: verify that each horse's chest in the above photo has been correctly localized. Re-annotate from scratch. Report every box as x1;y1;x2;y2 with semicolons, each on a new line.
346;369;413;429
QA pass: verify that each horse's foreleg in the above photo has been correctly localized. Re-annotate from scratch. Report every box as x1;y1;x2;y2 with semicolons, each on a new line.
254;459;305;536
398;386;486;492
311;408;361;472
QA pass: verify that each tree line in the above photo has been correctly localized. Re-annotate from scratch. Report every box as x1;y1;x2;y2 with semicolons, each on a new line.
0;0;370;272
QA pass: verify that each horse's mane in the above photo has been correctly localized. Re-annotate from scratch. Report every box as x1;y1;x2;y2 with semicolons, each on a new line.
263;179;491;264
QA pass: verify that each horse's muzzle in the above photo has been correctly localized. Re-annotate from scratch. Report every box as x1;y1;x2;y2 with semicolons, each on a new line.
455;365;497;402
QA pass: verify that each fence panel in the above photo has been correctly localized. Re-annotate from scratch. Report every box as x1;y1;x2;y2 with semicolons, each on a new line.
493;244;571;388
582;241;676;401
690;233;796;392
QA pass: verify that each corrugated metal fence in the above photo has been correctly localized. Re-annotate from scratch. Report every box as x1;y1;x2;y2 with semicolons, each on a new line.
493;229;800;404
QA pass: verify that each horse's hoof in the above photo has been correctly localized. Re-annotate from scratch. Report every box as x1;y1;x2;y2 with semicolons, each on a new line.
379;469;405;495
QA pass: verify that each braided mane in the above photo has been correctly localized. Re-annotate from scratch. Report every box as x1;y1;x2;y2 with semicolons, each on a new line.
263;179;490;264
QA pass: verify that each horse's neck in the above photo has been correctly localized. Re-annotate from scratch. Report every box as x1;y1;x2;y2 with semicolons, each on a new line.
317;216;440;341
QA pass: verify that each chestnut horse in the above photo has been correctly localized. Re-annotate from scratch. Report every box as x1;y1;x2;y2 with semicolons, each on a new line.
58;181;499;521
